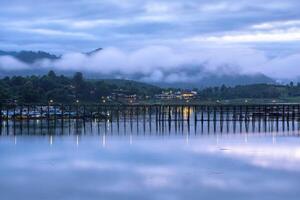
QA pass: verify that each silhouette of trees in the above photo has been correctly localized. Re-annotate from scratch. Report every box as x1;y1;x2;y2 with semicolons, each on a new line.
0;71;161;103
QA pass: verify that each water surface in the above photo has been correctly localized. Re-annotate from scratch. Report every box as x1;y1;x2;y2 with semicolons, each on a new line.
0;120;300;200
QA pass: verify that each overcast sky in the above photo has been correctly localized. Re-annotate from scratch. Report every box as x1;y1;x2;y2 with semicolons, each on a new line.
1;0;300;80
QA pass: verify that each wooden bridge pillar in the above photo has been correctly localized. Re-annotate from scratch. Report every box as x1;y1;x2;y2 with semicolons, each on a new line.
207;106;210;122
0;105;2;126
201;105;204;122
194;106;197;122
213;106;216;121
187;106;190;122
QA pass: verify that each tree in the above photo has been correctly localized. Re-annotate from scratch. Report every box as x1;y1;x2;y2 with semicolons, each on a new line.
73;72;84;86
48;70;57;79
21;81;41;103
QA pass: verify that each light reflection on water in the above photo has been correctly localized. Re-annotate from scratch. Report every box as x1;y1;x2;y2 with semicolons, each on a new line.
1;121;300;200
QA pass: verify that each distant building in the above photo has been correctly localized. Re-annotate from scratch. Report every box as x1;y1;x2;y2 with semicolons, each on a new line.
112;89;137;103
155;91;178;100
181;91;198;100
155;90;198;100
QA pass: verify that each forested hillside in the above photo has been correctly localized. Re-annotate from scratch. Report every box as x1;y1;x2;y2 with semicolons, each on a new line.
0;71;161;103
1;71;300;104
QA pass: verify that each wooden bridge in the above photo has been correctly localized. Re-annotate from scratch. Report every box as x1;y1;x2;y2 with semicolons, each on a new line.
1;103;300;122
1;103;300;135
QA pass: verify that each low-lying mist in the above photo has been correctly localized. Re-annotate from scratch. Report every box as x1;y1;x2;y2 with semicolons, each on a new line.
0;44;299;85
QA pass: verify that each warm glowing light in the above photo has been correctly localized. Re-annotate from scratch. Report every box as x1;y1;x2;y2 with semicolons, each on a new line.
183;107;190;119
182;94;194;97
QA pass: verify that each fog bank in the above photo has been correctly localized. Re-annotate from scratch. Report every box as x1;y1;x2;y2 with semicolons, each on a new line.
0;44;299;82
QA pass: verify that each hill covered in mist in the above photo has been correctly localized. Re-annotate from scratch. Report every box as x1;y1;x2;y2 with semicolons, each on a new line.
0;48;277;88
0;50;59;63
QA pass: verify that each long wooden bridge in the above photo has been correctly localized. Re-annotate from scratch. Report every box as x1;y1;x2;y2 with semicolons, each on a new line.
1;103;300;122
1;103;300;135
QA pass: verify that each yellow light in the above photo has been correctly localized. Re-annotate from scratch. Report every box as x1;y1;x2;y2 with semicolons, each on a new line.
182;94;193;97
183;107;190;119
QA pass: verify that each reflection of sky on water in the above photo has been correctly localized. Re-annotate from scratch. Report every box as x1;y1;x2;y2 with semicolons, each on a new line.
1;134;300;200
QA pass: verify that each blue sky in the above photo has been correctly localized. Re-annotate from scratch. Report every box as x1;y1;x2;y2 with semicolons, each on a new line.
1;0;300;80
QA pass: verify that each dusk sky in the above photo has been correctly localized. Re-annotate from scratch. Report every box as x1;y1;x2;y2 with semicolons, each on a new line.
1;0;300;80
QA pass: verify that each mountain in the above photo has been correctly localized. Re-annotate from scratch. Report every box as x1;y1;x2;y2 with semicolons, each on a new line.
0;50;59;63
153;73;275;89
85;48;103;56
0;48;103;63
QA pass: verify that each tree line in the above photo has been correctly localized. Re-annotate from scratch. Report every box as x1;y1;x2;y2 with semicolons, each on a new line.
0;71;161;104
197;82;300;100
1;71;300;104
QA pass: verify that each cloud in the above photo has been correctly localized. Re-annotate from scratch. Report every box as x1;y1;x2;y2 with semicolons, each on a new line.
1;0;300;53
144;2;175;13
188;28;300;43
199;2;243;12
7;27;97;40
0;56;29;71
1;43;300;81
251;20;300;30
1;0;300;81
261;54;300;79
44;44;300;80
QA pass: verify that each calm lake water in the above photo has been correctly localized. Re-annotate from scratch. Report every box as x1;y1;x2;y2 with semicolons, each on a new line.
1;119;300;200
